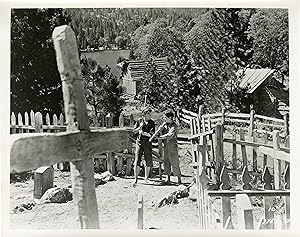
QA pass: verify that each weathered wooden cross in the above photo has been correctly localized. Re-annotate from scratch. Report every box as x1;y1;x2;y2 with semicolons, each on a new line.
10;25;131;229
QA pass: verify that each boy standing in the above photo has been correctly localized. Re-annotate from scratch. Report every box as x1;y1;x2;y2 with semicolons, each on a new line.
132;107;155;185
159;109;182;184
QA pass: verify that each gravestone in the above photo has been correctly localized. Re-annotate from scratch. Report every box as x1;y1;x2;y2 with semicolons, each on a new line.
34;166;54;199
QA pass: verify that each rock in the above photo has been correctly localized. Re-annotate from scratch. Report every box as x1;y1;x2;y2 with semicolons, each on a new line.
175;185;189;199
13;202;36;213
94;171;115;186
39;187;72;204
188;184;197;201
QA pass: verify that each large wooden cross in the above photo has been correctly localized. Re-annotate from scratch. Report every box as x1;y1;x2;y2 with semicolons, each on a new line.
10;25;131;229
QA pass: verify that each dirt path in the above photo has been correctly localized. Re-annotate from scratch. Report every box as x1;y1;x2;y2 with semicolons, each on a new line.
10;143;200;230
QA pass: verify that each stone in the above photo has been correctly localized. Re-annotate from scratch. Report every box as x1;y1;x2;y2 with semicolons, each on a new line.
39;187;72;204
34;166;54;199
94;171;115;186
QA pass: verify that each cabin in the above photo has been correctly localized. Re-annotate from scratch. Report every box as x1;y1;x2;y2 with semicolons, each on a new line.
81;49;131;78
118;57;169;96
238;68;289;118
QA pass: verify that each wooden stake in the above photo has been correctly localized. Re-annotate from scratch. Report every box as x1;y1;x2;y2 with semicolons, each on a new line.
236;194;254;229
137;194;143;229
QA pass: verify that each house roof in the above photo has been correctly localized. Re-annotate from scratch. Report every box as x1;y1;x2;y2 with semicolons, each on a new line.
81;49;131;78
125;57;169;81
238;68;276;94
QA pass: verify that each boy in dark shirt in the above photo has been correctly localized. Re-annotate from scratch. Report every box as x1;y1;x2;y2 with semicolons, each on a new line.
132;107;155;185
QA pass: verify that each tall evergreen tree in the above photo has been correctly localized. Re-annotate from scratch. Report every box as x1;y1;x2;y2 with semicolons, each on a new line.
11;8;70;115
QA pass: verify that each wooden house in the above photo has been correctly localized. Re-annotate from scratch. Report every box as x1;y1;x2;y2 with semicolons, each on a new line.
119;57;169;96
81;49;131;78
238;68;289;118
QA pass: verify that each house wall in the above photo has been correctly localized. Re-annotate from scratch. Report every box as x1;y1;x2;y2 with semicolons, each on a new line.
123;79;136;95
252;83;282;118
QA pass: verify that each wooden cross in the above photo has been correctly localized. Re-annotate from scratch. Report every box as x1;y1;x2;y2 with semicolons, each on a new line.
10;25;130;229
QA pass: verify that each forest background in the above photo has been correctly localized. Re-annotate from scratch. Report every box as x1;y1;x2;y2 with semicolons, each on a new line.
10;8;289;124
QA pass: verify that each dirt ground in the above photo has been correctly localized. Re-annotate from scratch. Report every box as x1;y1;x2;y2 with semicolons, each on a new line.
10;142;200;230
9;132;277;230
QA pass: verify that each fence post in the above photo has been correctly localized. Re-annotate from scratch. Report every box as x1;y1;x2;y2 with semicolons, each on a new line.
272;130;280;190
129;114;134;127
215;124;224;174
220;166;231;228
157;138;163;180
240;129;247;168
35;112;43;133
46;113;51;133
249;109;255;137
236;194;254;229
18;112;23;133
24;112;29;133
262;166;274;229
198;105;203;132
119;113;124;127
283;113;289;137
283;166;290;229
106;113;115;174
30;110;35;127
106;113;113;128
137;194;143;229
221;107;225;125
11;112;16;134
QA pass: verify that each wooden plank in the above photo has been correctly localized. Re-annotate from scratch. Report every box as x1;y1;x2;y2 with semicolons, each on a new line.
257;122;284;129
220;166;231;228
198;105;203;133
30;110;35;127
188;129;214;140
226;113;250;119
283;165;290;229
236;194;254;229
18;112;23;133
225;118;250;124
248;110;254;137
263;132;268;169
215;124;224;174
137;194;143;229
258;147;289;163
252;131;258;171
207;118;215;162
181;108;198;118
273;131;280;190
254;114;284;123
119;113;124;127
242;166;252;190
207;190;289;197
223;137;290;153
202;112;222;119
190;118;198;164
53;114;58;132
232;133;237;180
11;129;129;173
283;113;289;136
262;166;274;229
24;112;29;133
46;113;52;133
11;112;16;134
240;129;247;168
221;108;225;125
58;113;63;125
